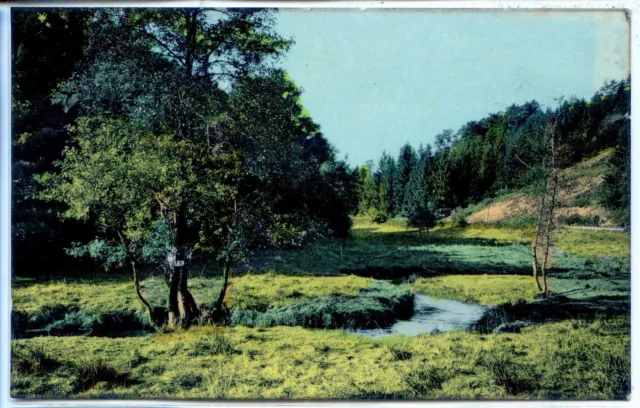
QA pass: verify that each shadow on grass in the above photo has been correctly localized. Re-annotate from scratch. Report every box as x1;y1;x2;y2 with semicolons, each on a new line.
474;295;630;333
351;227;528;247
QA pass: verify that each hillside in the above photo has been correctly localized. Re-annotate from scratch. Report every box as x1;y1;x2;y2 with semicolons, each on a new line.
455;149;616;227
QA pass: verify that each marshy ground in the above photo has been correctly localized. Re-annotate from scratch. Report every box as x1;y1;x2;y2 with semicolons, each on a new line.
11;218;630;400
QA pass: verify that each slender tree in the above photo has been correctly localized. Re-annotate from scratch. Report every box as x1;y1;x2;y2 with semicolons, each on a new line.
394;143;418;215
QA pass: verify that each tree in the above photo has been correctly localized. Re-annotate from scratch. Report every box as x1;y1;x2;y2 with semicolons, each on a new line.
405;157;435;239
394;143;418;215
48;8;349;327
598;79;631;228
355;163;378;216
376;151;397;217
12;9;93;271
430;130;454;211
530;112;570;297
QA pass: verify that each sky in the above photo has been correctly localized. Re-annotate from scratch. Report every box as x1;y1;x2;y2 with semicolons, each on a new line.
275;10;629;166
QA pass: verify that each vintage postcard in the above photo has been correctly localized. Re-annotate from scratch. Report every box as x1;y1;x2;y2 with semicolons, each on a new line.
9;4;631;401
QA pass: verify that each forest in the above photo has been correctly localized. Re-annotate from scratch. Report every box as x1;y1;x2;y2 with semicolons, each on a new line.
11;8;631;400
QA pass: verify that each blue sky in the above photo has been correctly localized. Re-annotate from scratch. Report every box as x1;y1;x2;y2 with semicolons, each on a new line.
275;10;629;166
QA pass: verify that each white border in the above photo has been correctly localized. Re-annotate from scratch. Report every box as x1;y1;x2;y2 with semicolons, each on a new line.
0;1;638;408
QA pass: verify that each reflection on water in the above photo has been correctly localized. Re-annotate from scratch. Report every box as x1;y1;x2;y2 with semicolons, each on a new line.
345;294;486;338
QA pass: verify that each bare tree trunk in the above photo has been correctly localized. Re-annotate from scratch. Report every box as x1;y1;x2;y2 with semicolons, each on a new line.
211;254;233;325
132;261;153;315
532;118;561;298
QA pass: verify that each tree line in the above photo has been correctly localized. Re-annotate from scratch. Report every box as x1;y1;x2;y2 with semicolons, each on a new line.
354;79;630;229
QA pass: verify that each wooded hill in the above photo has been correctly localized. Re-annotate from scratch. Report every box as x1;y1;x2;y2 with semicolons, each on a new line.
354;78;630;228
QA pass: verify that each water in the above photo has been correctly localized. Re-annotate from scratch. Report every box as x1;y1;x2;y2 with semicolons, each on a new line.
345;294;486;338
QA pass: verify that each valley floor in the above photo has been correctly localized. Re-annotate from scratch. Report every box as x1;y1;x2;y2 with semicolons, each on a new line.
11;219;631;400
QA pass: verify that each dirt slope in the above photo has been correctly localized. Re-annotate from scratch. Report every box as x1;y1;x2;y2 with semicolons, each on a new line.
464;150;614;226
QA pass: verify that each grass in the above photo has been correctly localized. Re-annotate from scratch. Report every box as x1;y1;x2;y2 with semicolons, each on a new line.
410;275;540;306
231;280;413;329
226;274;371;310
12;275;223;314
11;216;631;400
555;228;630;258
11;317;630;399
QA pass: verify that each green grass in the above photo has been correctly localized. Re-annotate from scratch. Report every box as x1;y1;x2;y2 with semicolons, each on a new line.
11;215;630;400
350;218;630;258
226;274;371;310
555;228;630;258
410;275;540;306
11;318;630;399
231;280;413;329
12;275;223;314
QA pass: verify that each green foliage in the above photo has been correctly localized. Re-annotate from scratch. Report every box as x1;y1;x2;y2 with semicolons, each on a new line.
479;347;538;395
394;143;418;215
355;79;630;220
404;158;436;233
558;214;601;227
66;239;127;268
12;9;94;269
404;363;451;398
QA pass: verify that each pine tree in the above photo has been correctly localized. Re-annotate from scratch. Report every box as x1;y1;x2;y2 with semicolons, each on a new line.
405;158;435;239
377;151;397;216
395;143;418;215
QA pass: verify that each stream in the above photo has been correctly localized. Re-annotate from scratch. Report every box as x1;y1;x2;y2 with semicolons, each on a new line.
344;294;486;338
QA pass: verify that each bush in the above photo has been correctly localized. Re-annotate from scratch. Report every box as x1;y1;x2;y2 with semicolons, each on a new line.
453;211;469;227
558;213;600;227
372;211;388;224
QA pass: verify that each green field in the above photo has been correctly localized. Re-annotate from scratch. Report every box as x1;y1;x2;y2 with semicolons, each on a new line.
11;218;631;399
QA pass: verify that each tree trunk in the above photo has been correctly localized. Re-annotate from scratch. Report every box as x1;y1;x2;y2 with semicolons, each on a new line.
178;247;200;324
168;263;181;327
132;261;168;328
167;246;200;327
211;254;232;325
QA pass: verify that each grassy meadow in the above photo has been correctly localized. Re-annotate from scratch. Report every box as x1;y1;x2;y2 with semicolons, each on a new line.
11;217;631;399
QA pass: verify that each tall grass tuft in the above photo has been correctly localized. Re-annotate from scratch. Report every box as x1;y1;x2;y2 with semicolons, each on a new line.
69;359;131;392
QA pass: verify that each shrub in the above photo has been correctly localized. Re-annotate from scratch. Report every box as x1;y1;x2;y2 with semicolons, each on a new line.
44;310;98;335
558;213;601;227
452;209;469;227
372;211;388;224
